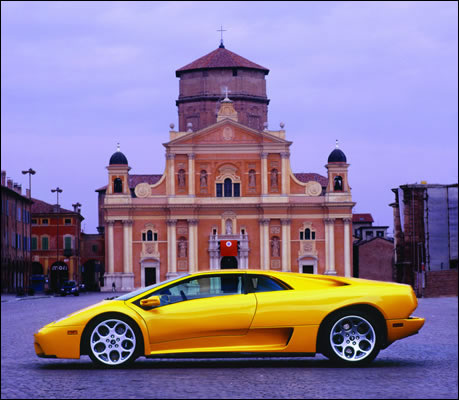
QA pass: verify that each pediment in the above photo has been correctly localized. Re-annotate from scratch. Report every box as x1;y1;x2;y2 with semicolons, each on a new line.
165;119;290;147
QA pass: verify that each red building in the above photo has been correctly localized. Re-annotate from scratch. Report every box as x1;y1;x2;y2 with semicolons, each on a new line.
31;198;105;292
1;171;33;294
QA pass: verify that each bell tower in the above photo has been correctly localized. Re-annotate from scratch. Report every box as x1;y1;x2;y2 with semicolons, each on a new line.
325;141;351;202
175;44;270;132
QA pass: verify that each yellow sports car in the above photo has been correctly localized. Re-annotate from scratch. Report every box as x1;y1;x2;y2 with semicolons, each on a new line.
34;270;424;367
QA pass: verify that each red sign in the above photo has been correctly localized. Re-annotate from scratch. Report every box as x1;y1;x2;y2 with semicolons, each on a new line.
220;240;238;257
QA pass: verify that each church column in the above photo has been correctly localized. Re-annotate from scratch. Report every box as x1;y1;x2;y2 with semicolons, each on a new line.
166;219;177;278
343;218;352;277
261;152;268;195
281;219;291;272
188;154;195;196
259;219;270;269
122;220;132;274
280;152;290;195
324;218;336;275
188;219;198;273
107;221;115;274
166;153;175;196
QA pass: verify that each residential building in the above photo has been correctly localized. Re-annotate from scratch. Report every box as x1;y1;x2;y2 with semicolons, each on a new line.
1;171;33;293
390;183;458;296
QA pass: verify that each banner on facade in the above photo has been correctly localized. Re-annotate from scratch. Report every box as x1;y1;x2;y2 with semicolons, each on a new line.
220;240;238;256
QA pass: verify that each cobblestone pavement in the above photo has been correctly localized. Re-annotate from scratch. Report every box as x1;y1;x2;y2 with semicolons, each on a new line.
1;292;457;399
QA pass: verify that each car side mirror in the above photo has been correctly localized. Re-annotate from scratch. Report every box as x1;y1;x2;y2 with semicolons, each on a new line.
140;296;161;308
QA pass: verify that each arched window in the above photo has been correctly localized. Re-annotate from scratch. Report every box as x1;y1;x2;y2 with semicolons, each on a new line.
305;228;311;240
224;178;232;197
114;178;123;193
147;230;153;241
334;176;343;191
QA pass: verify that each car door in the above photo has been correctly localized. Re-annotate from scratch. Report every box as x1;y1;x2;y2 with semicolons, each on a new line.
134;273;257;346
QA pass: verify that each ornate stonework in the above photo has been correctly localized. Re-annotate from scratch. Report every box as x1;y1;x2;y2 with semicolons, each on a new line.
134;183;151;198
305;181;322;196
222;126;234;141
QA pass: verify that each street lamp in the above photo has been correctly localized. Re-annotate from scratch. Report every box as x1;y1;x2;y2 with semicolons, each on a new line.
22;168;35;292
51;186;63;261
72;202;81;283
21;168;36;199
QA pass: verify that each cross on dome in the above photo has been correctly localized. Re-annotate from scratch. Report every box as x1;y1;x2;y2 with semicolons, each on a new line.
217;25;227;48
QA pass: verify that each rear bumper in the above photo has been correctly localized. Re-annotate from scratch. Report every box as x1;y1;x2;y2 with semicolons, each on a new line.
385;316;425;345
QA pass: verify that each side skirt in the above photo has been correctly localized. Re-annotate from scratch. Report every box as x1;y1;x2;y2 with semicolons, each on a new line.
145;352;316;359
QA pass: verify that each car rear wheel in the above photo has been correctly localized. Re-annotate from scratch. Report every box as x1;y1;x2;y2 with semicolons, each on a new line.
321;310;381;366
87;315;139;367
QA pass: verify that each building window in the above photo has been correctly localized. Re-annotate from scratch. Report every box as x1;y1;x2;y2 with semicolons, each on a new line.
377;231;384;237
366;231;374;239
42;219;48;225
334;176;343;191
17;234;21;249
42;237;49;250
114;178;123;193
64;236;72;249
32;219;37;225
300;225;316;241
232;68;238;76
224;178;232;197
17;207;21;221
65;218;72;225
217;178;240;198
31;237;37;250
92;244;98;253
147;230;153;241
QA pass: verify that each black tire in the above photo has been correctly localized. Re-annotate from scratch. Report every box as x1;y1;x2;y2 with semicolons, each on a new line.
319;308;382;366
86;313;142;368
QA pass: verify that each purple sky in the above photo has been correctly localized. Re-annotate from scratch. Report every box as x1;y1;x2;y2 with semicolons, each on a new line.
2;1;458;234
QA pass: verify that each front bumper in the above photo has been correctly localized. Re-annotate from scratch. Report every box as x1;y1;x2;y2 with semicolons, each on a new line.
385;316;425;345
34;325;82;359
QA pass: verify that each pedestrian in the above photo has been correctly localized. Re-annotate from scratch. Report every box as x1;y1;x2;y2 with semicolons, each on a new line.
112;281;116;292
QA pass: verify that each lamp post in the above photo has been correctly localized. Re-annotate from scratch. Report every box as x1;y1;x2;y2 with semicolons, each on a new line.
72;202;81;283
21;168;36;199
51;187;63;290
21;168;35;292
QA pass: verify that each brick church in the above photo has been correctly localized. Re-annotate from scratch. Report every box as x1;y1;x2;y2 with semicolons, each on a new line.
97;43;355;291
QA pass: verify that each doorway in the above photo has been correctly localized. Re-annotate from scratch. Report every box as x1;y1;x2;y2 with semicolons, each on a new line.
145;267;157;286
220;256;238;269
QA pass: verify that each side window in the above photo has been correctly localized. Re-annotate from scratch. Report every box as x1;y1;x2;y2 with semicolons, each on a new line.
248;275;287;293
153;275;244;306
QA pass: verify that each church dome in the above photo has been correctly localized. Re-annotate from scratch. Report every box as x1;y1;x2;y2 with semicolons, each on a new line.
328;146;347;163
109;145;128;165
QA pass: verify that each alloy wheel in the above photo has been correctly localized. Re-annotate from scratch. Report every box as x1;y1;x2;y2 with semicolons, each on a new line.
89;319;136;366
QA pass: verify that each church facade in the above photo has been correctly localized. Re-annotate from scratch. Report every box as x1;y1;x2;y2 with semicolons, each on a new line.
97;45;354;291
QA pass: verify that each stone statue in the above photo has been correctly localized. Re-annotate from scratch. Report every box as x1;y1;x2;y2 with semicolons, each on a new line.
249;170;256;187
200;170;207;188
270;169;278;188
178;238;187;258
178;169;186;188
271;237;280;258
225;219;233;234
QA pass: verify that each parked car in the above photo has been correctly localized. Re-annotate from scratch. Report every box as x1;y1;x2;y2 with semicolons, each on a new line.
59;280;79;296
35;270;424;367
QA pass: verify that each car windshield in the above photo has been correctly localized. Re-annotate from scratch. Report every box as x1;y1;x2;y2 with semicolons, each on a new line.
116;274;190;301
63;281;76;287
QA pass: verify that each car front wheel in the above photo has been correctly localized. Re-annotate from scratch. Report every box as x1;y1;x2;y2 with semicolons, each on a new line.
321;310;381;366
87;315;139;367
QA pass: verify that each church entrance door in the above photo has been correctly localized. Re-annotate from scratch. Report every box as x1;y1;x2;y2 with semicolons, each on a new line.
220;256;238;269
